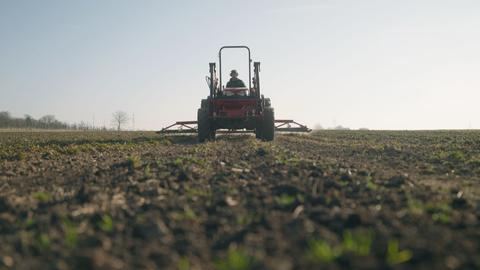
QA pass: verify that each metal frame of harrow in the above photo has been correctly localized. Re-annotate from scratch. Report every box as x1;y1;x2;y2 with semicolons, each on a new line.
157;119;311;135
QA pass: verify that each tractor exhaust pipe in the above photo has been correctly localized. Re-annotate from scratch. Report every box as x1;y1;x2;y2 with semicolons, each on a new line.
209;63;216;97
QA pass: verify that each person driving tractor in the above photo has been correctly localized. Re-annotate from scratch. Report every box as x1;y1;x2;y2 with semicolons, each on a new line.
226;70;246;88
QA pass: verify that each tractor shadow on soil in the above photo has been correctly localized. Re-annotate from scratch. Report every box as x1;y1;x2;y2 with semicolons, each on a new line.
167;134;254;145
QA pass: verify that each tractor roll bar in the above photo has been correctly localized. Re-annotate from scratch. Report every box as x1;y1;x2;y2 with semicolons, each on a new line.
219;46;252;92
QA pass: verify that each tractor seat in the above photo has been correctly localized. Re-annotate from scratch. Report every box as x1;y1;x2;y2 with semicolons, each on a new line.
224;87;248;96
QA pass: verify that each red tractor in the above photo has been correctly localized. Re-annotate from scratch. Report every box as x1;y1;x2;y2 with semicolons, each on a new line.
159;46;310;141
198;45;274;142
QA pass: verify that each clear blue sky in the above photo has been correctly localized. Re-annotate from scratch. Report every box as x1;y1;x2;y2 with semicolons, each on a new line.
1;0;479;130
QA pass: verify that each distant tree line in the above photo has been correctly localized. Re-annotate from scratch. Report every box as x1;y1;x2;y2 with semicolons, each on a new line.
313;123;369;131
0;111;109;130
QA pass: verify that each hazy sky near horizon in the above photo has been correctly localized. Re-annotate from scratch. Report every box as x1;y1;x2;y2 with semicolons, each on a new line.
1;0;479;130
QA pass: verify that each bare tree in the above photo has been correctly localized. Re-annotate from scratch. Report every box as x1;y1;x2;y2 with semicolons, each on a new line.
24;114;33;128
0;111;10;127
112;111;129;131
39;115;57;129
78;121;90;131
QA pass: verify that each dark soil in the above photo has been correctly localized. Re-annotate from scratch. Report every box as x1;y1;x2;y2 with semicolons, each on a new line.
0;131;479;270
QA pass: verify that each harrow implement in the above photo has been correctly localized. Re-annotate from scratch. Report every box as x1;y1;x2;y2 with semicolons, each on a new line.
157;119;311;135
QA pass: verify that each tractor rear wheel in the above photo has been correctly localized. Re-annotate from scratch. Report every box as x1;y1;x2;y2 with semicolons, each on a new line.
255;122;263;139
262;107;275;141
255;107;275;141
198;109;214;142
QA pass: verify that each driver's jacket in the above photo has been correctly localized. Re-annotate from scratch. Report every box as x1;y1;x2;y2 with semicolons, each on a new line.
226;78;246;88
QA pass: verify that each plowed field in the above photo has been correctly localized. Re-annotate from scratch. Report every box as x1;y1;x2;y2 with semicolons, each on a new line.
0;131;479;269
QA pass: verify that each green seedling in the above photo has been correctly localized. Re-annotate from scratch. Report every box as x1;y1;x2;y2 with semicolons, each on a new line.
178;256;190;270
144;164;152;178
407;199;424;215
275;194;296;207
342;230;374;256
366;176;379;191
185;186;210;199
215;248;254;270
307;230;375;264
24;218;36;229
431;212;450;224
432;150;466;163
183;206;197;220
126;156;142;170
448;151;465;162
99;215;114;232
62;219;78;249
174;156;205;168
33;192;52;202
387;240;413;265
426;203;452;224
408;196;452;224
174;157;184;167
236;214;255;226
306;239;341;264
64;146;80;155
37;233;51;250
16;151;26;160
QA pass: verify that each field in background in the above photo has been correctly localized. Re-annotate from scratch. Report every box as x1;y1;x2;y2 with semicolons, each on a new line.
0;131;479;269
